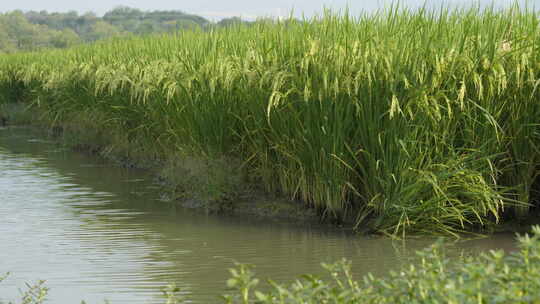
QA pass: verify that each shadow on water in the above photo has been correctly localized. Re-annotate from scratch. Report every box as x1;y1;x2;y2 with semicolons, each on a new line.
0;127;518;304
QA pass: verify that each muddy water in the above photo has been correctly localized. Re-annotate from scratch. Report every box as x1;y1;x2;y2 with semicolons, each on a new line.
0;127;518;303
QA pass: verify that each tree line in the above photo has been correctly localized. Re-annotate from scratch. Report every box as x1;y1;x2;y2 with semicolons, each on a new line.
0;6;248;53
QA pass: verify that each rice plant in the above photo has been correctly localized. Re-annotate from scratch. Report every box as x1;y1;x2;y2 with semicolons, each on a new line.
1;3;539;235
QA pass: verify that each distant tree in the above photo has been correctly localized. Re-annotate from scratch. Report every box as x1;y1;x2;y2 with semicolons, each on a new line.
136;20;157;35
77;12;98;34
175;19;202;31
103;6;144;25
0;23;16;53
50;29;81;48
217;17;244;27
87;21;123;41
2;11;43;51
0;6;256;53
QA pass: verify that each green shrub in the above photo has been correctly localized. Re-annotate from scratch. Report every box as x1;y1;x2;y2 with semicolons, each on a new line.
223;226;540;304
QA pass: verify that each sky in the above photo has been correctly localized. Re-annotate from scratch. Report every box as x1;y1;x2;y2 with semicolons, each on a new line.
0;0;537;21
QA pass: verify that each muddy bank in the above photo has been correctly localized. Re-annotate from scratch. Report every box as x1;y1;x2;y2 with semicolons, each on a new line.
4;104;540;234
5;104;540;236
70;131;320;224
0;105;330;227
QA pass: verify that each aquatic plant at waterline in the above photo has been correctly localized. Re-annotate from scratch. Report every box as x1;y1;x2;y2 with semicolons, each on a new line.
222;226;540;303
1;3;540;235
0;273;48;304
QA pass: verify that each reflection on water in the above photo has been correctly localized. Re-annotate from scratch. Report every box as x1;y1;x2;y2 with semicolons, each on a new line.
0;127;518;303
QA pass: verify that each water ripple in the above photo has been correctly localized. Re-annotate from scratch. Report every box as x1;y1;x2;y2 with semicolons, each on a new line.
0;128;518;304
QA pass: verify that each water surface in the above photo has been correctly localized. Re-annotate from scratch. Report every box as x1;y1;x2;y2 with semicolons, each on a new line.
0;127;518;303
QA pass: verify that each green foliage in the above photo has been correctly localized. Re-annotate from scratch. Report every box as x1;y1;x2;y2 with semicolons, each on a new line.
223;226;540;303
1;4;540;235
0;11;82;53
0;7;253;53
0;273;49;304
85;21;122;42
103;6;209;34
161;284;187;304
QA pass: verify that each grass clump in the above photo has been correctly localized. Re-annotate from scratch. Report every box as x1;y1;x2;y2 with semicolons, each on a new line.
1;3;540;235
159;155;248;208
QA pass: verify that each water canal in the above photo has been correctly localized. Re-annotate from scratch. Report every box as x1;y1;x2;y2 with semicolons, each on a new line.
0;126;518;303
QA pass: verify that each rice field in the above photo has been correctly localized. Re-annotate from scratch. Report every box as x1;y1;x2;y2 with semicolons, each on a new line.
1;4;539;235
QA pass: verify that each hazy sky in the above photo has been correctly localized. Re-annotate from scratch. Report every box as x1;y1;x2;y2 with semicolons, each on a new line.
0;0;536;21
